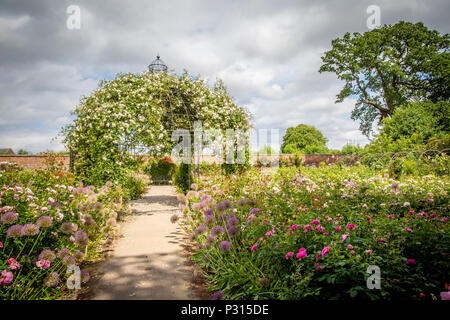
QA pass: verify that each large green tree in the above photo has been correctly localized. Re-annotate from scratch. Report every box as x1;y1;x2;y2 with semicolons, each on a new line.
319;21;449;136
281;124;327;154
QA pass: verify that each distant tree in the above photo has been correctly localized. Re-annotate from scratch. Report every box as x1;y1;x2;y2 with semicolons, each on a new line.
319;21;449;136
281;124;327;154
17;149;29;155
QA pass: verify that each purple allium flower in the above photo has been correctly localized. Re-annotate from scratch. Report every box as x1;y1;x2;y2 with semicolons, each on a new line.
188;232;198;241
170;214;179;224
210;225;224;236
227;226;239;237
190;183;199;191
215;202;227;212
36;215;53;228
236;198;247;208
57;248;71;259
226;217;239;228
204;215;216;226
59;222;74;234
74;230;88;246
205;235;217;248
73;250;85;262
81;270;90;283
62;255;76;266
21;224;39;236
38;249;56;263
223;200;233;210
44;272;59;288
219;241;232;252
194;225;207;236
204;209;214;216
211;291;224;300
6;225;23;237
1;212;18;224
249;208;260;214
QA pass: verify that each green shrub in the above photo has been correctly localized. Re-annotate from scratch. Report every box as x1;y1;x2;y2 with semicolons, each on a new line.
144;156;176;184
173;162;193;193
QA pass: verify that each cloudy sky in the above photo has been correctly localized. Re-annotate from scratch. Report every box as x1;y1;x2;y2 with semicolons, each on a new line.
0;0;449;153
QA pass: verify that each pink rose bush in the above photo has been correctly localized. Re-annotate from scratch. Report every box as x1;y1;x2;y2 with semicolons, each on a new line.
176;163;449;300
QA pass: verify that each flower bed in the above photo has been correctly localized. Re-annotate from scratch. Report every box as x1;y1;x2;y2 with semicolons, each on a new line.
174;165;449;300
0;168;130;299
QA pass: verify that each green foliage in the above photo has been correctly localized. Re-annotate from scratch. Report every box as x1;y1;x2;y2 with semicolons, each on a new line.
173;162;193;193
340;144;364;154
143;156;176;184
366;101;450;153
281;124;328;154
181;164;450;300
319;21;449;136
120;171;149;201
256;144;277;155
62;71;251;187
16;149;30;155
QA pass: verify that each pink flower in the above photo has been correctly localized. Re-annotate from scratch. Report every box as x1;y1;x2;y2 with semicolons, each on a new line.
36;259;51;269
430;214;437;218
258;237;263;241
324;232;329;236
285;252;294;259
250;244;258;252
296;248;307;259
335;226;342;231
440;291;450;300
327;218;332;223
365;249;373;255
290;224;298;230
347;223;356;230
0;270;13;285
312;220;320;225
347;244;353;249
388;215;393;219
406;259;416;265
321;246;331;257
419;292;425;298
0;242;2;248
378;238;386;242
265;231;274;237
341;234;348;242
315;263;323;271
6;258;20;271
350;250;355;255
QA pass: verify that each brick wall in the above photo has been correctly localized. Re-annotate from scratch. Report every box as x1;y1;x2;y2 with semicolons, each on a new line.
0;154;353;170
0;155;70;170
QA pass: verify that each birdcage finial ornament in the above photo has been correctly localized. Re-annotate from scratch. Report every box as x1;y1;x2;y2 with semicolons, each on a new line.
148;53;168;72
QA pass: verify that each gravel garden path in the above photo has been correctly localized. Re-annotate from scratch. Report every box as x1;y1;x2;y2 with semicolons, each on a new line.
90;185;199;300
